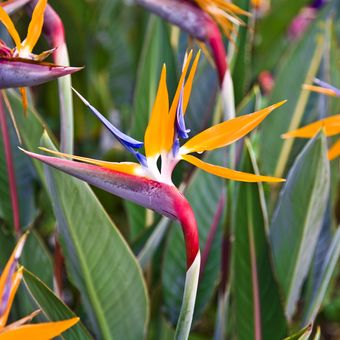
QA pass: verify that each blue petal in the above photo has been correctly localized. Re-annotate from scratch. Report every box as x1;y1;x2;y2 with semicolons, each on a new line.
73;88;144;149
314;78;340;97
135;152;148;167
176;90;190;139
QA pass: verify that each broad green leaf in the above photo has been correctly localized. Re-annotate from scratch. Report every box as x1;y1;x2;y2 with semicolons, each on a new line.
162;150;225;324
258;5;333;177
126;15;176;241
270;133;330;320
303;205;332;318
41;131;149;340
23;269;92;340
303;226;340;324
21;231;53;289
232;140;287;340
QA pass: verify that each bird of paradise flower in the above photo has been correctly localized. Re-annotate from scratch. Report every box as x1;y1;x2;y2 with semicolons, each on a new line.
0;0;80;91
0;233;79;339
193;0;249;41
22;50;285;338
283;79;340;160
136;0;249;89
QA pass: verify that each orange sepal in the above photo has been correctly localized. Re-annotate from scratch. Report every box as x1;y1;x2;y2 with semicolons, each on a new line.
182;154;285;182
282;115;340;139
183;50;201;114
303;84;338;97
163;50;193;152
182;101;286;154
23;0;47;53
144;65;169;158
0;6;21;49
0;317;79;340
328;138;340;160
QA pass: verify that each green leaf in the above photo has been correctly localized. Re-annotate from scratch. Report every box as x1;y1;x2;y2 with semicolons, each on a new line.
21;231;54;289
283;324;313;340
270;133;330;320
41;132;149;340
258;6;333;177
23;269;92;340
162;150;225;324
303;226;340;324
232;140;287;340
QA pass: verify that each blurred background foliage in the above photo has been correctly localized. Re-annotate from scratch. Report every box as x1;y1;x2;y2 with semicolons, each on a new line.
0;0;340;339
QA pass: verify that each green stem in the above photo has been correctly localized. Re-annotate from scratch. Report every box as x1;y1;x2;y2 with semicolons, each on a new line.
175;252;200;340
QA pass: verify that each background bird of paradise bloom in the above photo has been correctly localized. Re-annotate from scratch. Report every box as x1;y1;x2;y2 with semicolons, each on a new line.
0;0;339;340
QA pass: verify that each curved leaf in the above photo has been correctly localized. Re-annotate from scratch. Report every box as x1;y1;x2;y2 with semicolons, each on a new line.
23;269;92;340
270;133;330;320
303;226;340;324
232;140;287;340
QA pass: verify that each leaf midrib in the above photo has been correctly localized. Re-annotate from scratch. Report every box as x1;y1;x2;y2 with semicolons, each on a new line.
58;179;112;340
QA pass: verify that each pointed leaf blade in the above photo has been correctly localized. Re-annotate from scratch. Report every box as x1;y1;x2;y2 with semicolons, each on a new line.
232;140;287;340
270;133;330;320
